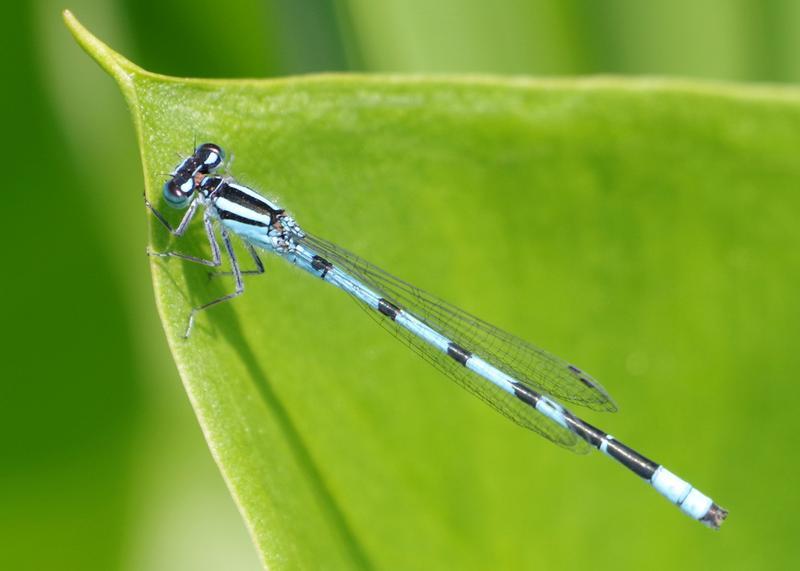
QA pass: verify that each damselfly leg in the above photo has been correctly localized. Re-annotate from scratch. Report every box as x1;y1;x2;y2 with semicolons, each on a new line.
145;194;247;338
146;204;222;269
208;243;265;279
183;227;244;338
144;193;200;237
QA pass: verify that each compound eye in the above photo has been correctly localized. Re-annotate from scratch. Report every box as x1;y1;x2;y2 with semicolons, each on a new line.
197;143;224;171
163;177;194;208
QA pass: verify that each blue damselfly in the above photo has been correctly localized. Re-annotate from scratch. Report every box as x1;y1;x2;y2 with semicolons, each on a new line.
146;143;728;529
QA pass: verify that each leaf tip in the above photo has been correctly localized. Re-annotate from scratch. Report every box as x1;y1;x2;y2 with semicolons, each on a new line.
62;9;142;94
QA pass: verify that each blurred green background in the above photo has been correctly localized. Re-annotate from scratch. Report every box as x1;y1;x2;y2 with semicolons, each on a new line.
4;1;800;570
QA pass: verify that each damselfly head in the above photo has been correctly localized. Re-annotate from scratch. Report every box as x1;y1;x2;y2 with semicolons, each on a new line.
163;177;195;208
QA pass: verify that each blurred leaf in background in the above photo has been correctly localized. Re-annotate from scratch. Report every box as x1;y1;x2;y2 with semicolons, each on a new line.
1;3;138;571
347;0;800;81
3;0;800;570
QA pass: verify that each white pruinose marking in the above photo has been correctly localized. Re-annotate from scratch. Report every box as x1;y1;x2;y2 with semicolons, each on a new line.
216;197;272;225
651;466;692;504
229;183;282;211
466;356;516;394
680;488;713;520
204;152;219;165
535;396;569;429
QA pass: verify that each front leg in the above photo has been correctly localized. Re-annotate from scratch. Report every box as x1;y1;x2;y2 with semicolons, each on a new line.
144;195;245;338
148;209;222;268
145;192;199;237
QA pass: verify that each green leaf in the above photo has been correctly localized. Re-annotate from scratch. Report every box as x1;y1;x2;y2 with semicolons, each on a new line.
66;10;800;570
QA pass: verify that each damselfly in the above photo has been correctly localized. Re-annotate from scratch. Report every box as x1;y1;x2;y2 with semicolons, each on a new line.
146;143;728;529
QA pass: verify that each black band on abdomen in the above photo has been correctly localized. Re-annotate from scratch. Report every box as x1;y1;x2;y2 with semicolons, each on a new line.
511;382;541;407
311;255;333;278
604;438;658;480
447;342;471;366
561;413;657;478
378;298;400;320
